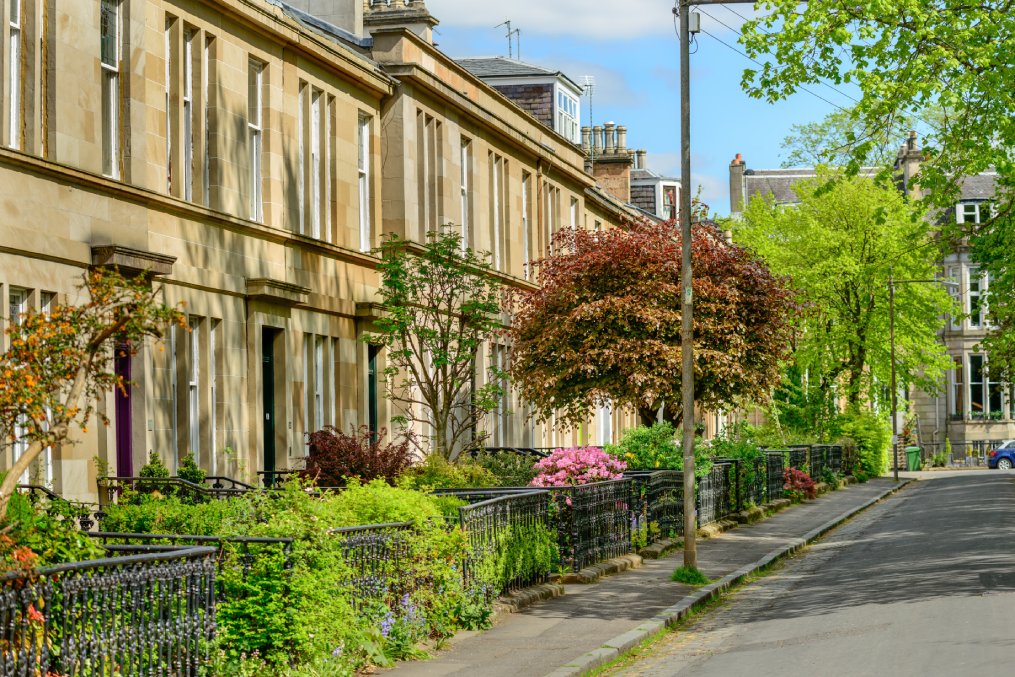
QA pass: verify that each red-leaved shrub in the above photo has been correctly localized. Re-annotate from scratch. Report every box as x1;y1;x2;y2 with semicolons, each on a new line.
783;467;817;501
303;426;415;486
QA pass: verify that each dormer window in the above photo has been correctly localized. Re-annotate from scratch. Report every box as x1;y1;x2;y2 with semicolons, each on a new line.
957;201;990;224
556;88;580;144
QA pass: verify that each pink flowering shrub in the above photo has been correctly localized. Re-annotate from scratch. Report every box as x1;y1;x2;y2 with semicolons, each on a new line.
530;447;627;487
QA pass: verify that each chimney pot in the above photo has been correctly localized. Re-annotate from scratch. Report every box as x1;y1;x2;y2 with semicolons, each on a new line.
617;125;628;152
592;125;604;153
581;126;591;153
635;149;647;170
604;122;616;153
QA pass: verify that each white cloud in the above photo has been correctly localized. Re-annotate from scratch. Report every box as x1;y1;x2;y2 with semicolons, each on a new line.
538;58;641;108
426;0;762;40
427;0;681;39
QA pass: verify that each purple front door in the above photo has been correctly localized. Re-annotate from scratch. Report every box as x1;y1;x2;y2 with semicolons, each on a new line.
114;342;132;476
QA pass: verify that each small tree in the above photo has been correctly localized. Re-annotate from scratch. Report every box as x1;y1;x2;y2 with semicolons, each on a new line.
366;230;505;461
507;221;796;429
0;269;184;519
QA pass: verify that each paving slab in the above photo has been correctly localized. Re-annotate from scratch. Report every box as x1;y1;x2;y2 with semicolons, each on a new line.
386;478;903;677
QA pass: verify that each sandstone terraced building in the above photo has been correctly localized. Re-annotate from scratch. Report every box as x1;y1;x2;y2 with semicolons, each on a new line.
0;0;652;501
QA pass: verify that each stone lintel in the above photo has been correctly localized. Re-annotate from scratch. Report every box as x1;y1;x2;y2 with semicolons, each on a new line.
245;278;311;306
90;245;176;277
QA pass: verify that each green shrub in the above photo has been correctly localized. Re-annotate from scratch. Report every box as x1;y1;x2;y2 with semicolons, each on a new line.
3;491;104;566
404;454;497;490
177;452;206;485
709;424;766;505
606;423;713;477
139;450;170;478
471;450;539;486
100;479;485;673
834;408;890;481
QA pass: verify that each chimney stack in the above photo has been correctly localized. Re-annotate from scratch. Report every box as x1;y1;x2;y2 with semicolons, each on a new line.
729;153;746;216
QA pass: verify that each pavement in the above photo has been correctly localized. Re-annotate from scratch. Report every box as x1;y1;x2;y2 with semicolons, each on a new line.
386;477;907;677
609;470;1015;677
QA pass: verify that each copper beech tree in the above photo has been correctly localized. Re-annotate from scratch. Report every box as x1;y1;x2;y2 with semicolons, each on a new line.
507;221;796;429
0;269;184;518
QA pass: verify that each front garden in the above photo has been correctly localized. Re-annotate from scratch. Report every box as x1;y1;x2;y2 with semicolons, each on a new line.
1;422;872;676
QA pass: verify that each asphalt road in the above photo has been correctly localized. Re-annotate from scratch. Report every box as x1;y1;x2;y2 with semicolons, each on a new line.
610;471;1015;677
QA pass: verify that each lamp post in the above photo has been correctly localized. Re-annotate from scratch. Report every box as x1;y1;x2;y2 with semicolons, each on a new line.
888;269;958;481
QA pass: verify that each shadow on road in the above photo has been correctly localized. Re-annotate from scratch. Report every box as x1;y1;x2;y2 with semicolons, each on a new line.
743;474;1015;624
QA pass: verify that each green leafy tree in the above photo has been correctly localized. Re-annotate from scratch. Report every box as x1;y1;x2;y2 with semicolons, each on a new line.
780;108;914;170
737;167;953;407
740;1;1012;207
739;1;1015;376
507;221;795;428
0;269;184;518
367;230;504;461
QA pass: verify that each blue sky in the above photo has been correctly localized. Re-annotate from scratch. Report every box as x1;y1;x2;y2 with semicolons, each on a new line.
426;0;858;216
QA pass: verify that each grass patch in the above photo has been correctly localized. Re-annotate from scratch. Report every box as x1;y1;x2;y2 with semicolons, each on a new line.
671;565;712;586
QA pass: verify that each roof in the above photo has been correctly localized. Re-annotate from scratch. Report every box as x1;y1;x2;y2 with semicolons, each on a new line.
456;56;583;93
743;167;878;205
959;173;997;200
272;0;374;50
632;166;679;184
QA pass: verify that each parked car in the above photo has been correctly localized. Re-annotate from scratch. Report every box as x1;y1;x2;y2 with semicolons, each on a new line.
987;440;1015;470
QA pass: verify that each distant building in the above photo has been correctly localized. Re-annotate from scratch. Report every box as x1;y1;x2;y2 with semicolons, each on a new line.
630;150;680;221
729;135;1010;455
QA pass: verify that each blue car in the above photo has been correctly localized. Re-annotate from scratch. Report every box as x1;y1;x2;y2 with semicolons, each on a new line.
988;440;1015;470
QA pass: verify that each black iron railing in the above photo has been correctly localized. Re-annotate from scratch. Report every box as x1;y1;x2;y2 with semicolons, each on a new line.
87;532;293;600
16;484;104;531
787;446;809;472
829;445;843;474
98;476;248;505
697;462;735;526
550;479;632;572
766;452;786;502
456;490;551;593
810;445;829;481
626;470;684;540
0;547;217;677
330;522;413;607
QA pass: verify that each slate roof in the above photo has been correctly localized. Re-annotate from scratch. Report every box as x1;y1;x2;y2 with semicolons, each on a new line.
959;173;997;200
271;0;374;49
743;167;878;204
456;57;583;92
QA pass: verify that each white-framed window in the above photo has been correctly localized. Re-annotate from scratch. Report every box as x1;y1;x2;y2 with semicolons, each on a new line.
948;356;963;418
188;317;201;460
968;266;985;328
170;324;179;462
490;153;504;269
9;287;28;479
303;334;311;435
164;18;173;193
358;114;371;252
310;89;321;239
101;0;121;178
8;0;22;149
209;320;217;473
203;36;213;206
314;336;325;429
460;138;471;251
945;265;961;330
555;88;580;143
957;201;990;225
969;354;985;420
597;401;613;445
182;29;194;201
248;58;264;222
491;344;509;446
522;171;531;279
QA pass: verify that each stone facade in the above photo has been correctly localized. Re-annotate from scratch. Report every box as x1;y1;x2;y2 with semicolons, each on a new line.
0;0;641;501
